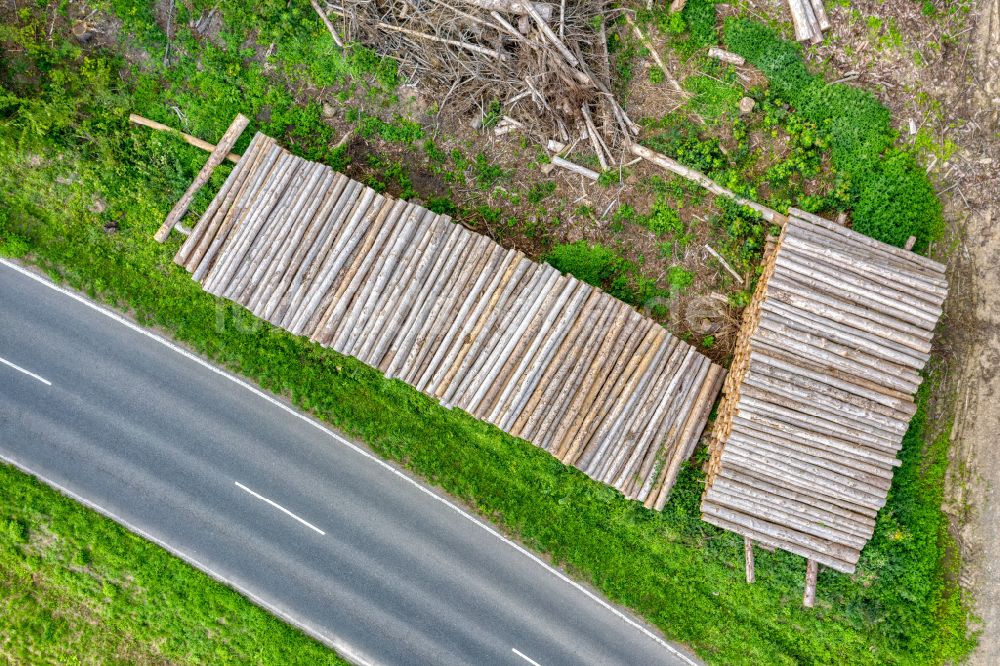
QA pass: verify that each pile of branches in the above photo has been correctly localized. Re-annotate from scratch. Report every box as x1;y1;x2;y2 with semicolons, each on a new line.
320;0;641;165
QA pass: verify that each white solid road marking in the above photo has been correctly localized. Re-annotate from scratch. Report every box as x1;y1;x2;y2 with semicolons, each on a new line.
512;647;543;666
0;355;52;386
0;258;699;666
235;481;326;535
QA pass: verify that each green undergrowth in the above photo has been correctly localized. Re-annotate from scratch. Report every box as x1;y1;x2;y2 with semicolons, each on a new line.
0;1;973;663
722;19;943;250
0;465;349;665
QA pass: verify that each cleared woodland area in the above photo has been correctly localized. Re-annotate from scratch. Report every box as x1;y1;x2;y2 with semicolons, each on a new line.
0;0;980;663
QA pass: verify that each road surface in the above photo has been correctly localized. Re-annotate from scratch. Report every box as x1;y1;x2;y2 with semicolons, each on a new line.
0;259;696;666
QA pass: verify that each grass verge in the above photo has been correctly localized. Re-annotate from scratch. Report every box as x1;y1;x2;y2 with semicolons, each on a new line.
0;464;348;664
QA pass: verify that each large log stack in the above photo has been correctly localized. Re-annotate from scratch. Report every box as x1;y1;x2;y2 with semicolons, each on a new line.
702;209;947;577
175;132;725;508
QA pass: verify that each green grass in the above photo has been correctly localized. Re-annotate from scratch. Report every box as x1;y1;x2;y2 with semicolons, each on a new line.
0;2;975;664
0;465;349;664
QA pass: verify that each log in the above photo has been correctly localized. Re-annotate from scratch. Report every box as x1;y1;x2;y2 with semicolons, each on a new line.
404;236;497;386
129;113;242;164
707;47;745;66
745;538;755;583
716;467;876;529
203;151;297;294
514;290;609;440
788;209;945;275
810;0;831;31
425;250;523;396
460;0;554;21
261;173;351;322
444;262;547;405
701;502;862;564
711;475;875;539
629;143;786;225
583;330;669;478
804;559;818;607
414;246;514;391
155;113;250;242
700;511;855;573
581;105;609;171
765;281;933;353
483;277;579;423
654;360;716;509
761;298;928;368
708;485;873;549
705;244;742;282
546;303;631;454
787;0;815;42
551;155;599;181
748;353;914;422
617;343;691;495
336;203;423;353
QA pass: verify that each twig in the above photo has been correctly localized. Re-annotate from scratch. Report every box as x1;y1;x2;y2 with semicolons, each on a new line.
704;245;743;282
624;14;685;95
311;0;345;48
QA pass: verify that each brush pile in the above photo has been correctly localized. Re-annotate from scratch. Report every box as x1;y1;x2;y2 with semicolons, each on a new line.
319;0;640;160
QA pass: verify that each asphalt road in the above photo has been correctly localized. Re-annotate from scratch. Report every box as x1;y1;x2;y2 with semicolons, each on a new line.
0;259;696;666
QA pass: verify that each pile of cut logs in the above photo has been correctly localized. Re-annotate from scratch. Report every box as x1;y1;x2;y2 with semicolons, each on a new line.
789;0;831;43
701;209;947;597
175;131;725;508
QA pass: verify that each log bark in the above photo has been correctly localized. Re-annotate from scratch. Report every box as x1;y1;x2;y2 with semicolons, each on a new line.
155;114;250;242
551;155;599;180
804;559;818;607
707;47;745;66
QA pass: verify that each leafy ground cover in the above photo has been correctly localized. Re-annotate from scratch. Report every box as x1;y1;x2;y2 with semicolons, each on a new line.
0;0;974;663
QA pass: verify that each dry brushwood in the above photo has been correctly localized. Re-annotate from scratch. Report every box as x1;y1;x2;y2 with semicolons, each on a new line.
321;0;675;159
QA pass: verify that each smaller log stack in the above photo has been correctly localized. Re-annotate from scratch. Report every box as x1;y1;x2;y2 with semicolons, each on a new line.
788;0;830;43
701;209;947;602
167;130;726;509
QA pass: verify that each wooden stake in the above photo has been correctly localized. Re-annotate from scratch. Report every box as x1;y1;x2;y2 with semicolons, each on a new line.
803;558;818;607
745;537;755;583
129;113;242;164
155;113;250;243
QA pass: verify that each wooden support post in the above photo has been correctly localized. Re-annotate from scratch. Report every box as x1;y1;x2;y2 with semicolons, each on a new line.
744;537;755;583
128;114;242;163
803;558;818;607
154;114;250;243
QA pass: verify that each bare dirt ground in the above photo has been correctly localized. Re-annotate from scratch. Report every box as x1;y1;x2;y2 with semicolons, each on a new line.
946;0;1000;656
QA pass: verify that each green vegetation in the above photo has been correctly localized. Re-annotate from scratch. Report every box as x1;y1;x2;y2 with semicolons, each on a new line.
544;241;662;307
723;20;943;249
0;466;348;664
0;1;973;664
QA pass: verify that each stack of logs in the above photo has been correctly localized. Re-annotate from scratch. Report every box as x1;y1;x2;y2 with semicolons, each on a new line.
789;0;831;43
176;131;725;508
702;209;947;577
